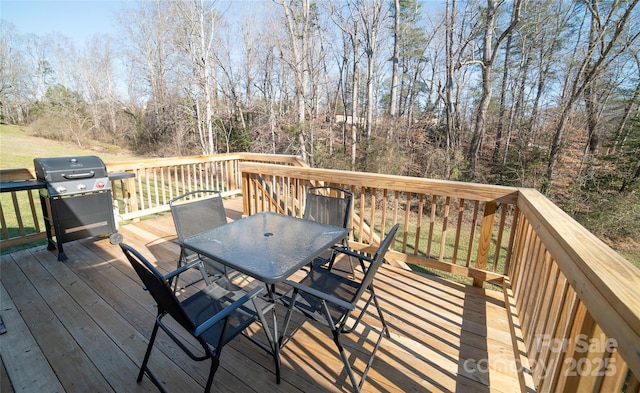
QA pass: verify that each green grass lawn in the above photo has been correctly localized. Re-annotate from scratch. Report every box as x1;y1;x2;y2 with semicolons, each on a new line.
0;124;134;169
1;124;140;254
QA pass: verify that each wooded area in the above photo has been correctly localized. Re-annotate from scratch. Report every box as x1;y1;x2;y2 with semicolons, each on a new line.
1;0;639;248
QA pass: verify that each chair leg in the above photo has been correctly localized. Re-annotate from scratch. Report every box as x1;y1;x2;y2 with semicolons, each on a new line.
372;291;391;338
204;357;220;393
197;261;212;286
327;241;356;274
139;321;159;383
326;248;338;270
332;329;361;393
173;249;213;292
171;249;187;292
329;293;388;393
279;290;299;347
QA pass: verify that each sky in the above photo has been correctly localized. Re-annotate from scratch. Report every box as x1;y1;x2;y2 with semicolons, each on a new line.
1;1;445;46
1;0;132;44
1;0;273;45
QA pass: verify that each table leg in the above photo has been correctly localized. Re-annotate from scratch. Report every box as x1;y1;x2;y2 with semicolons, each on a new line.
248;282;281;383
267;283;281;383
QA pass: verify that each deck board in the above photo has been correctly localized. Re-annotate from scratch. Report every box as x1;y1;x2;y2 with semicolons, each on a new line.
0;281;63;393
0;197;533;392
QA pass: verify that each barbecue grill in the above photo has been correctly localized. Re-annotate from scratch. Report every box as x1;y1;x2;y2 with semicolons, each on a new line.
34;156;125;261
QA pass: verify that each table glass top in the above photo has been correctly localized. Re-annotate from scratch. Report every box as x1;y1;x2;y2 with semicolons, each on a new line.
183;212;348;283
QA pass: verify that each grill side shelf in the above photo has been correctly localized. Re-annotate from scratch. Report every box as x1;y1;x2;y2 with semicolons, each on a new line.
0;180;46;192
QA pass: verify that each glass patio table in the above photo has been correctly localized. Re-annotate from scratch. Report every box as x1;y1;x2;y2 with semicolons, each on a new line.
182;211;349;383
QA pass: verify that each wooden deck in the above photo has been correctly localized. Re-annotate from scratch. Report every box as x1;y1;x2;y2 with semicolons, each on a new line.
0;198;530;393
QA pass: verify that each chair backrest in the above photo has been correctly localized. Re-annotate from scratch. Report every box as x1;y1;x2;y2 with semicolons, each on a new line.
120;243;195;332
170;190;227;242
351;224;399;304
303;186;353;229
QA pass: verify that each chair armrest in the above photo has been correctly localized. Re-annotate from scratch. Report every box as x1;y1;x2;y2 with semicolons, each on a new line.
193;286;264;337
164;258;203;280
330;245;375;264
285;279;355;311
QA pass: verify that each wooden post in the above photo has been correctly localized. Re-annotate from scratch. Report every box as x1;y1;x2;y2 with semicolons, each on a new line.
473;201;496;287
241;172;250;216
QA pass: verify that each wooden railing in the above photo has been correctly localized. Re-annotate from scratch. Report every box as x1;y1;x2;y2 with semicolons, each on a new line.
1;154;638;392
0;153;303;248
239;162;640;393
0;168;48;248
240;162;518;286
509;189;640;393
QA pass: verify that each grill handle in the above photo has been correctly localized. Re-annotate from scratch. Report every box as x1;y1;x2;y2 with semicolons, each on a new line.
62;171;95;180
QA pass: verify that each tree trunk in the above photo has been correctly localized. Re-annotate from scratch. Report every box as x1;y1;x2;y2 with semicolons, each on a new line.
468;0;521;180
350;32;359;170
278;0;311;161
609;54;640;155
493;29;513;164
544;0;639;194
440;0;458;179
389;0;400;124
467;0;497;180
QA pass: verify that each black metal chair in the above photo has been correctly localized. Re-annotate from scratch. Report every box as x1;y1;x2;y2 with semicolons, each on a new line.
120;243;273;393
170;190;229;289
302;186;353;270
279;224;399;393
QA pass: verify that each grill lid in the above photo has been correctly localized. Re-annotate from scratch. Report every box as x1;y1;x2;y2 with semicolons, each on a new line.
34;156;111;196
34;156;108;183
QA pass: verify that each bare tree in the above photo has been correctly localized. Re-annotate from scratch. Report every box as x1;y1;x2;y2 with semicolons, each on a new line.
171;0;223;155
78;35;121;139
389;0;400;121
118;0;175;150
438;0;471;179
275;0;314;162
395;0;431;131
524;0;572;150
0;22;30;123
356;0;388;140
330;0;363;169
255;36;280;154
609;50;640;156
466;0;522;180
22;35;54;102
544;0;640;194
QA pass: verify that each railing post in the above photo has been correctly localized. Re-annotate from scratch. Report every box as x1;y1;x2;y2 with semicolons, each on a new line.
124;177;138;214
242;171;250;216
473;201;496;287
227;160;236;191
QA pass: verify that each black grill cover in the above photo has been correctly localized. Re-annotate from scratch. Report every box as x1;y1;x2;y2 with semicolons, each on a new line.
34;156;108;183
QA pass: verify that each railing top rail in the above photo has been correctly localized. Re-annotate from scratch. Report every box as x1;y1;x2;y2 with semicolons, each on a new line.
104;153;304;171
239;162;519;203
236;152;305;165
105;154;241;171
0;168;37;182
518;188;640;377
0;154;303;180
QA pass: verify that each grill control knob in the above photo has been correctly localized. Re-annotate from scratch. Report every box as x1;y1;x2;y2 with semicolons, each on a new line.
95;181;106;189
56;186;67;194
77;183;87;191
